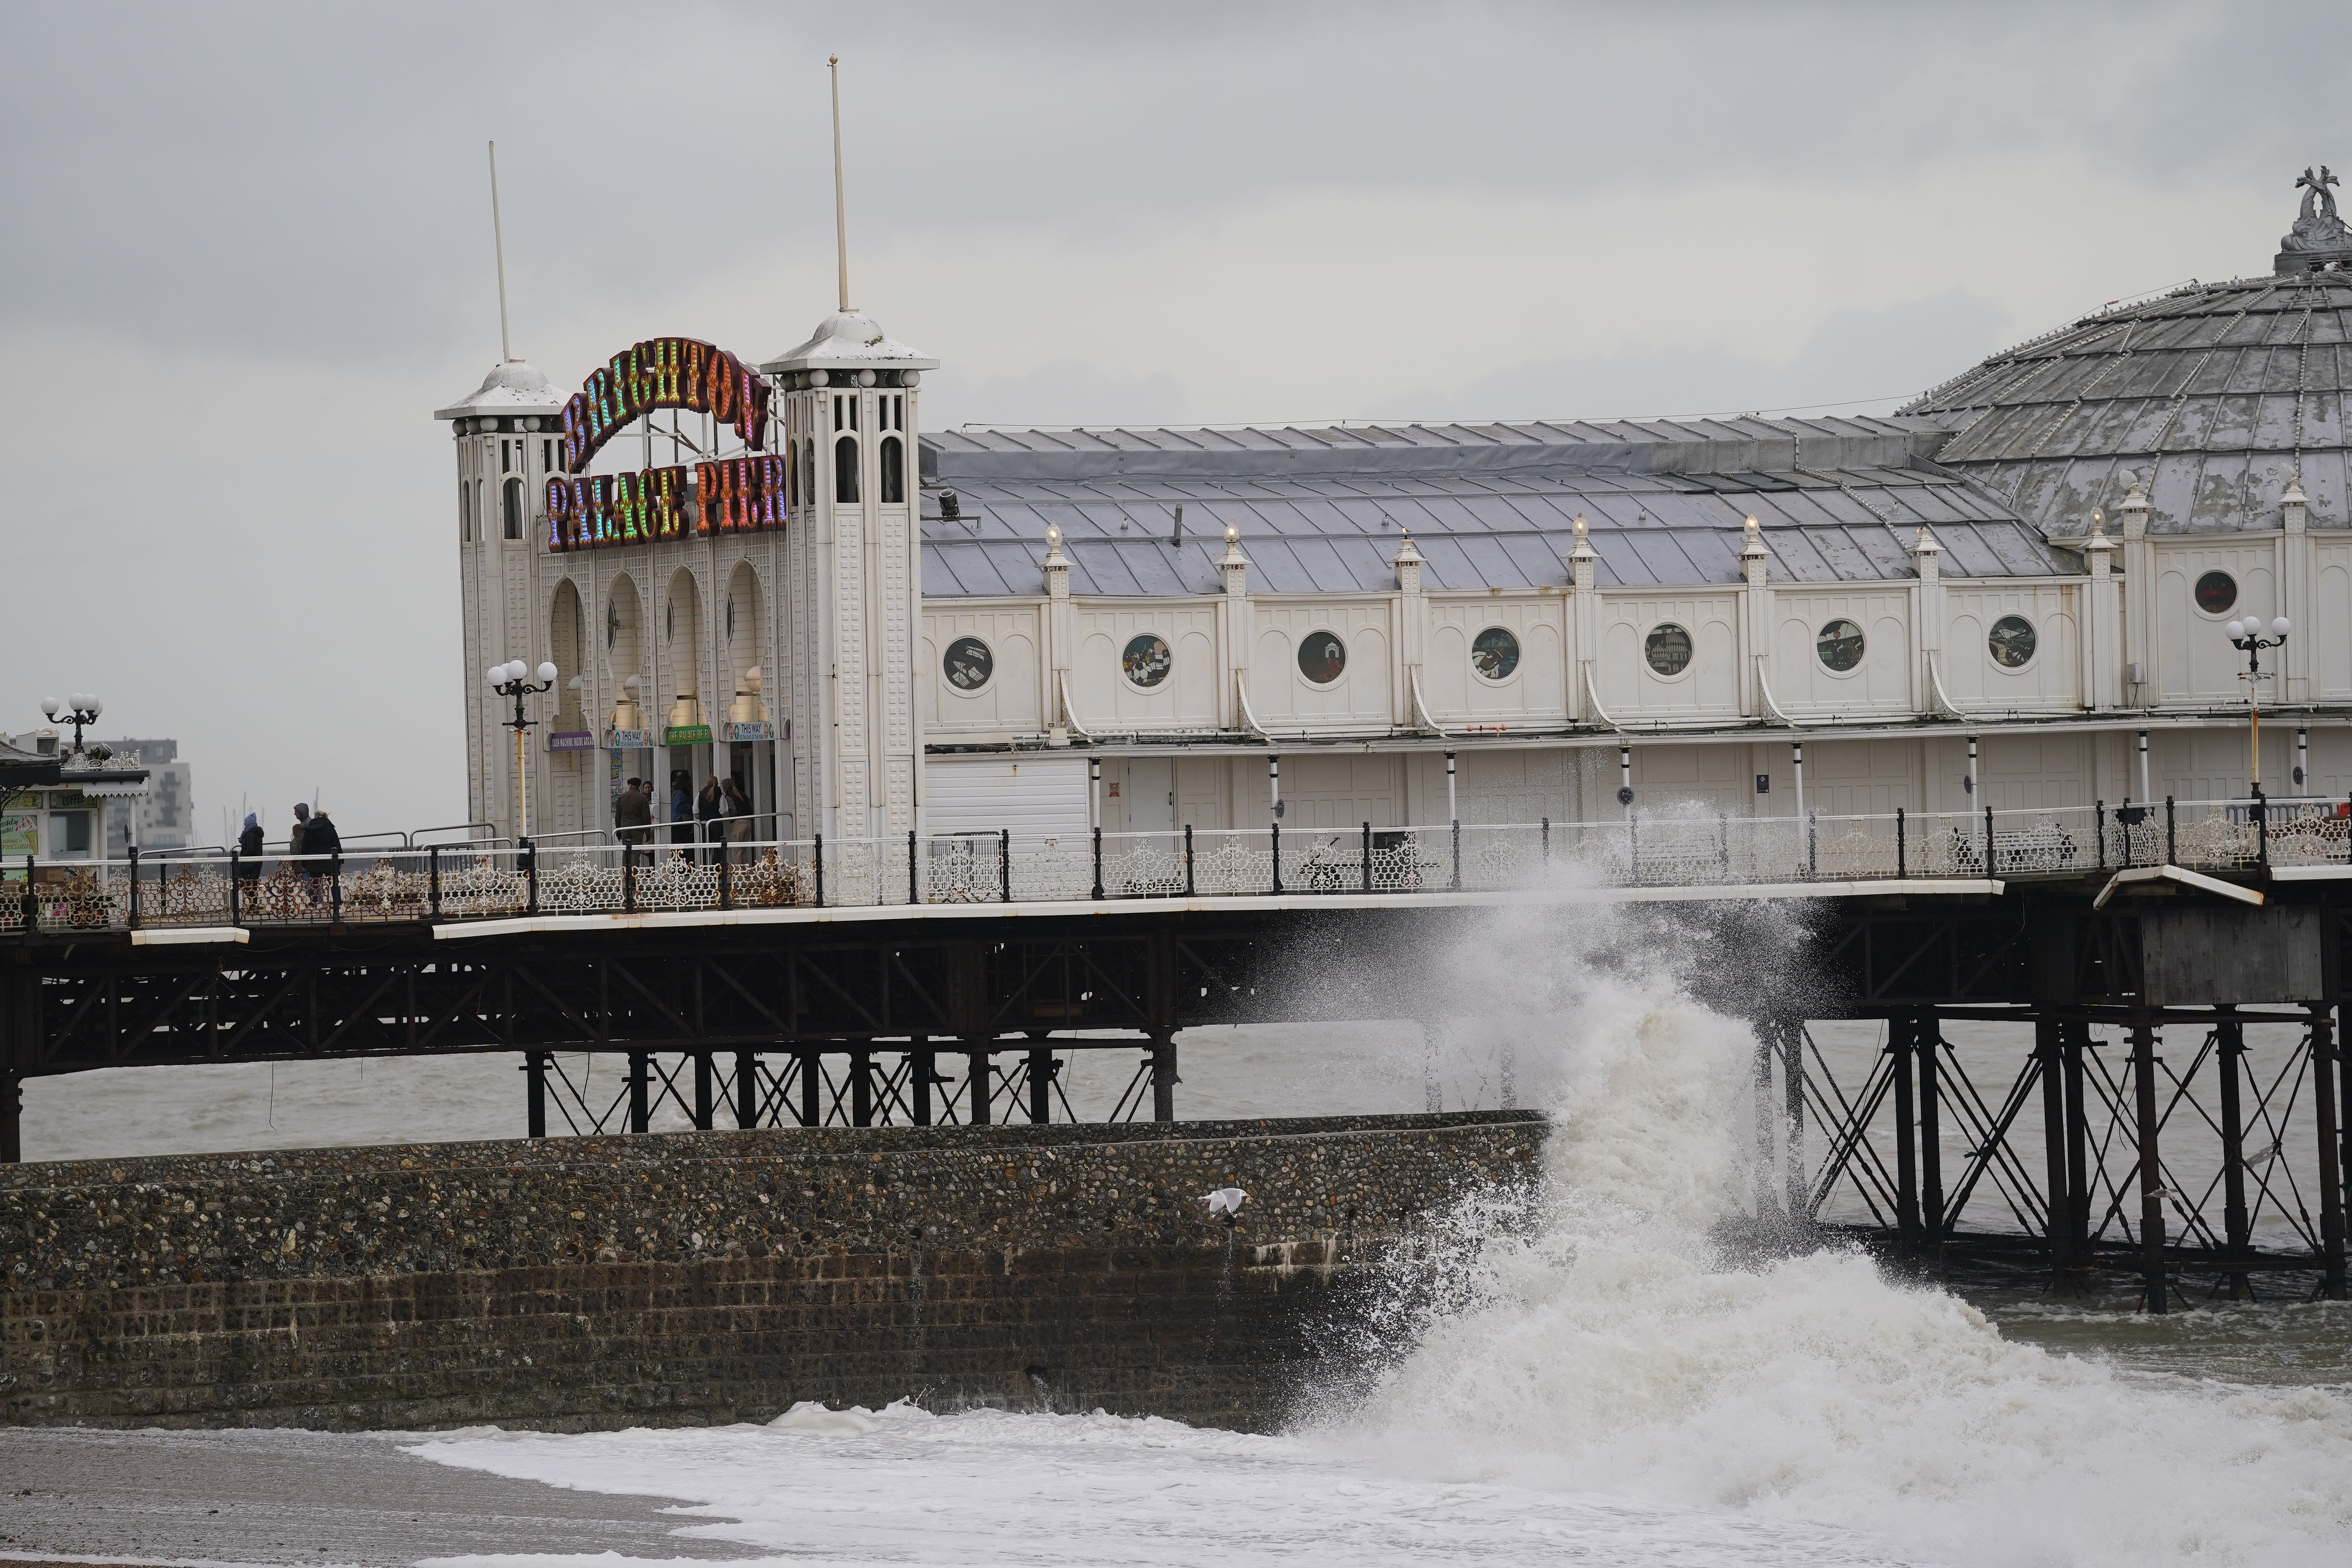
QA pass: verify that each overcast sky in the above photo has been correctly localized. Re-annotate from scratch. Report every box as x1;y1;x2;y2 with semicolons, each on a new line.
4;1;2345;838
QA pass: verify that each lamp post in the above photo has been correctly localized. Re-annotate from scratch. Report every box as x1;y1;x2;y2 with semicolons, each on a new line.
2226;615;2289;835
488;660;558;836
38;694;103;755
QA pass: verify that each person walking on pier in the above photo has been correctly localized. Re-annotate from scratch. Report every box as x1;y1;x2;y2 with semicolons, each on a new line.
288;803;311;866
236;813;263;886
669;769;693;855
721;777;755;863
697;775;724;864
307;809;343;880
614;777;653;846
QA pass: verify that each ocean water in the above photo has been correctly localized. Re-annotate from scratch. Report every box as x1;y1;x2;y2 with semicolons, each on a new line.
22;897;2352;1565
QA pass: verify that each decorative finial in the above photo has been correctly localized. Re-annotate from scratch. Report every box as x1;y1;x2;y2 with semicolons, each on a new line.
2279;164;2352;273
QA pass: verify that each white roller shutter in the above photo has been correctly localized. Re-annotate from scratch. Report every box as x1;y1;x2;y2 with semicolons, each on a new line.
922;755;1089;841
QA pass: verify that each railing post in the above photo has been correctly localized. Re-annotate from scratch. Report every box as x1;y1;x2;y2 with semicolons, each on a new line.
1718;810;1730;882
1983;805;1995;876
1541;816;1550;865
909;828;920;905
2095;801;2106;871
1270;821;1282;895
1806;809;1818;881
1895;806;1906;880
1449;819;1461;891
1092;827;1105;901
813;832;825;907
2254;786;2270;869
428;845;442;919
719;842;732;909
1000;828;1012;902
1628;811;1641;884
328;861;341;923
228;850;241;926
1361;821;1372;893
2165;796;2176;864
1183;824;1195;897
127;844;140;930
523;836;538;916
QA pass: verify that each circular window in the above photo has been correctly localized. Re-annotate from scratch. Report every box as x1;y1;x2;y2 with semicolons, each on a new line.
2194;571;2238;615
1988;615;2037;669
1122;633;1172;688
1817;619;1865;672
943;636;993;691
1472;626;1520;681
1644;623;1693;677
1297;630;1347;684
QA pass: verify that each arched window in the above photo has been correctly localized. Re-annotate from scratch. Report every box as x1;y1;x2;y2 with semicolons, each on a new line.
835;436;860;503
880;436;904;504
786;438;799;509
502;477;524;540
459;479;473;541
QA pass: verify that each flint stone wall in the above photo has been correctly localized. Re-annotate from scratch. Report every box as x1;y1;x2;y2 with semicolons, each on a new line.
0;1111;1545;1433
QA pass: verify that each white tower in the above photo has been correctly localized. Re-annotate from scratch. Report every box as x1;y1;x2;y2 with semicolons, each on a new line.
761;313;935;838
435;363;567;833
757;60;935;839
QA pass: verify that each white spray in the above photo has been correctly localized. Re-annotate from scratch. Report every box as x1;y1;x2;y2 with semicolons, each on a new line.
1325;900;2352;1568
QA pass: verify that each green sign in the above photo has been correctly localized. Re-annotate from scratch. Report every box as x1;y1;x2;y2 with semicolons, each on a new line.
662;724;713;745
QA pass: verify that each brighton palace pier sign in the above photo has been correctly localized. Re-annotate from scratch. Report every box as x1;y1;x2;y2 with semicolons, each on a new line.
544;336;786;551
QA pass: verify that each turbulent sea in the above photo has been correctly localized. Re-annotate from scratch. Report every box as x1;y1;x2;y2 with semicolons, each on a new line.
25;904;2352;1566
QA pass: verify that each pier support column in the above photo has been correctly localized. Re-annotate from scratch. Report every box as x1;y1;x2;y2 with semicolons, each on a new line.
851;1049;874;1127
2;963;33;1164
2062;1021;2092;1289
2312;1004;2348;1301
911;1037;934;1127
1150;1030;1177;1123
2131;1016;2167;1313
628;1051;651;1135
524;1051;548;1139
1027;1043;1054;1124
1751;1027;1779;1222
1891;1016;1921;1256
1781;1018;1807;1220
2216;1010;2252;1299
2037;1019;2067;1285
692;1052;714;1131
734;1050;757;1129
1917;1011;1944;1261
967;1042;991;1125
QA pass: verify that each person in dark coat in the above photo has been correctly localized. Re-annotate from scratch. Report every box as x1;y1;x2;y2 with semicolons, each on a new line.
613;778;653;846
669;770;694;850
306;810;343;880
697;777;724;863
236;813;263;884
289;802;311;861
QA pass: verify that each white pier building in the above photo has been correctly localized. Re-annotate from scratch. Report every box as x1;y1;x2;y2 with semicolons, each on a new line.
437;174;2352;848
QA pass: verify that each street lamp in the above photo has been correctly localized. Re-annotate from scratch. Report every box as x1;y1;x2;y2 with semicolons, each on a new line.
488;660;558;835
38;693;103;755
2225;615;2290;831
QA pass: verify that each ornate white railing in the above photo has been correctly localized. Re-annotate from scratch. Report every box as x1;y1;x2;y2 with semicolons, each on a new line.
4;797;2345;935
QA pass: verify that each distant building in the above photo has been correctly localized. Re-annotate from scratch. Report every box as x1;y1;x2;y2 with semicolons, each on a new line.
96;739;195;855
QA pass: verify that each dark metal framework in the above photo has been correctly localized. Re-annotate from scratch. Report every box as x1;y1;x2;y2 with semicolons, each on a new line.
8;889;2352;1314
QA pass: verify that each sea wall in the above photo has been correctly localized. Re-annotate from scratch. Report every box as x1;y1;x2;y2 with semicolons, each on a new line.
0;1111;1546;1433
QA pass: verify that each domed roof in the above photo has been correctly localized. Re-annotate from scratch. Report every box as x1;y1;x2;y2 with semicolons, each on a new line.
1903;177;2352;537
433;358;566;421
